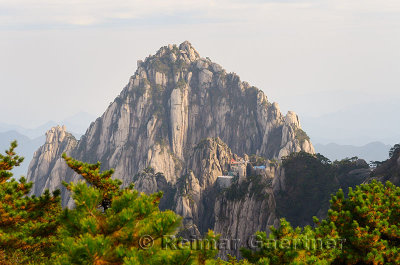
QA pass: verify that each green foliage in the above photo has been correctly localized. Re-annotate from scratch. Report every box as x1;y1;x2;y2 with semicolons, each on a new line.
149;58;170;73
151;84;164;101
224;174;270;201
370;145;400;186
389;143;400;158
57;155;221;265
277;152;371;227
135;79;149;97
331;156;368;174
295;129;310;143
210;256;253;265
242;219;339;265
0;142;224;264
195;230;221;265
155;137;168;152
62;153;122;211
0;141;61;263
168;151;183;174
242;180;400;265
143;166;155;174
248;155;267;166
172;59;189;74
242;86;259;111
268;159;279;167
278;152;338;226
176;78;187;90
2;142;399;265
150;86;165;121
316;180;400;264
55;181;192;264
194;138;229;152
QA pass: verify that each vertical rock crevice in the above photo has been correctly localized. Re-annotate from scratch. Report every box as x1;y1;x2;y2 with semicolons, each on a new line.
27;41;315;256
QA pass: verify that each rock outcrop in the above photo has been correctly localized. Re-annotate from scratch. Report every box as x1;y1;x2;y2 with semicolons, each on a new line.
27;125;77;195
214;175;278;259
367;148;400;186
27;41;315;257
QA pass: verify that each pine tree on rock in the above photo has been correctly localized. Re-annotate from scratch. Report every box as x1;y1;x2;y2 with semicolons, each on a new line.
62;153;122;211
0;141;61;264
58;154;220;265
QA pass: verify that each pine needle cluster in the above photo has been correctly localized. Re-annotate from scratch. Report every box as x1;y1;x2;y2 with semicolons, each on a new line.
1;141;399;264
0;141;61;264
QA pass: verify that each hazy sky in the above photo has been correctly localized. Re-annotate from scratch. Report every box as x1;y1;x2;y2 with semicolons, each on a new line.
1;0;400;144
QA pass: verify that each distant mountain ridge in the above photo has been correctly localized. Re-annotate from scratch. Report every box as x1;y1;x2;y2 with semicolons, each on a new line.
0;121;57;140
0;112;96;177
315;141;391;162
0;131;45;178
0;111;96;139
301;99;400;146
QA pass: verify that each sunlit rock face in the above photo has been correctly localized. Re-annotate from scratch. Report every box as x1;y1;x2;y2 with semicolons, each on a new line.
27;41;314;258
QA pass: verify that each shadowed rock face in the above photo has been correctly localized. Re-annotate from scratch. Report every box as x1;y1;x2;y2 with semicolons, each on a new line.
27;41;314;257
368;149;400;186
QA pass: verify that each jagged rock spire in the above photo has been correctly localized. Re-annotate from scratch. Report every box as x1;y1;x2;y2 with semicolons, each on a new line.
27;41;316;258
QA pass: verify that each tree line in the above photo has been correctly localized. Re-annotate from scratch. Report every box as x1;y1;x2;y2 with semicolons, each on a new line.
0;141;399;264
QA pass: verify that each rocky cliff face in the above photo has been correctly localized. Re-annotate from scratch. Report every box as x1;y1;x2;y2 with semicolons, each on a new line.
27;125;77;196
368;148;400;186
214;172;278;258
27;41;314;257
135;137;280;258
